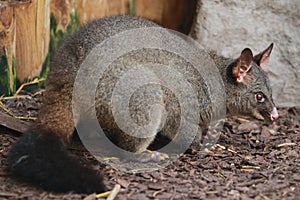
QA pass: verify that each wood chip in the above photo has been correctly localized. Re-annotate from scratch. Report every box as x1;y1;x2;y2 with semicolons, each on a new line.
0;192;18;197
242;166;261;170
106;184;121;200
216;144;226;150
83;193;96;200
117;179;130;188
153;189;165;197
277;143;297;148
237;118;250;123
95;191;111;199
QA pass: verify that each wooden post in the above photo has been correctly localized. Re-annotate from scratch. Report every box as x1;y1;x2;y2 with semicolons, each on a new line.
135;0;197;34
15;0;50;82
135;0;164;25
162;0;197;34
51;0;129;30
77;0;129;25
1;0;196;97
0;5;16;95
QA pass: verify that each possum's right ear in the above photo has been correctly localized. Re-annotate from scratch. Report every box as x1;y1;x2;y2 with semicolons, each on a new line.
232;48;253;83
254;43;273;68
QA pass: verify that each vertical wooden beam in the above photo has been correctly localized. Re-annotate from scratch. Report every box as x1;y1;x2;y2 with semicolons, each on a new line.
51;0;129;28
0;5;16;94
50;0;130;61
15;0;50;82
50;0;78;31
77;0;129;25
162;0;197;34
135;0;164;25
134;0;197;33
1;0;196;94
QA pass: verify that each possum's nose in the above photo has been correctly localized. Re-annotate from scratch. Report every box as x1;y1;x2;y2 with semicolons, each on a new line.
271;107;279;121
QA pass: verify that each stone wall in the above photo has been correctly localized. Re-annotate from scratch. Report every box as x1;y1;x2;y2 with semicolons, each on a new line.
190;0;300;107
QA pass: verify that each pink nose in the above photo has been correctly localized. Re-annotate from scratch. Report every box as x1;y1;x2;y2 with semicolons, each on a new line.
271;107;279;121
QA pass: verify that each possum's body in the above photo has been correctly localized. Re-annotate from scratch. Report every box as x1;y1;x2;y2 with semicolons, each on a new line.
8;15;278;193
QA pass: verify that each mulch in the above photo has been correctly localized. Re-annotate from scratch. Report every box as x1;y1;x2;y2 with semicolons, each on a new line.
0;90;299;199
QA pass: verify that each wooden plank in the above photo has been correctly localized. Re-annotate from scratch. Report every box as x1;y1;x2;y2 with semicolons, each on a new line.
0;111;31;134
162;0;197;34
15;0;50;82
162;0;185;30
50;0;78;31
135;0;164;25
135;0;197;33
51;0;129;30
77;0;129;25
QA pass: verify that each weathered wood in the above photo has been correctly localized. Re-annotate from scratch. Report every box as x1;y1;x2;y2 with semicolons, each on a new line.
0;0;30;8
51;0;129;30
50;0;77;31
0;6;16;94
135;0;164;25
162;0;197;34
1;0;196;90
15;0;50;82
0;111;31;133
77;0;129;25
135;0;197;33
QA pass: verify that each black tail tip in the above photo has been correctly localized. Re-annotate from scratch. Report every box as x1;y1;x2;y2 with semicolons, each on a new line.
7;130;106;194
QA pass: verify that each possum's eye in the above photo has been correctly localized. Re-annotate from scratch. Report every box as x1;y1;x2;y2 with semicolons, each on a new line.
255;93;265;103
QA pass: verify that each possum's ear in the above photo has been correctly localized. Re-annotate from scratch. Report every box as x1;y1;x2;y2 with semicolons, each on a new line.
254;43;273;68
232;48;253;83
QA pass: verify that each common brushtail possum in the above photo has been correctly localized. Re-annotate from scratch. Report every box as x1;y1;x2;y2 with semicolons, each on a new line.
7;15;278;194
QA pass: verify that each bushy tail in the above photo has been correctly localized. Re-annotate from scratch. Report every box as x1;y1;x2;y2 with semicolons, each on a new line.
7;129;106;194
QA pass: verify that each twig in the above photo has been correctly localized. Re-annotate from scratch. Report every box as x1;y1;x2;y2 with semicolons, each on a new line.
128;168;159;173
241;168;254;172
95;191;111;199
228;148;237;154
277;143;297;148
240;165;261;172
216;144;237;154
106;184;121;200
0;192;18;198
32;89;45;96
216;144;226;150
153;189;165;197
0;90;45;101
241;166;261;170
236;178;265;187
15;116;37;121
14;78;45;96
237;118;250;123
1;95;31;100
0;101;14;116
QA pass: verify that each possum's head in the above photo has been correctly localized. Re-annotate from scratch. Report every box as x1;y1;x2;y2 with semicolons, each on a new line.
225;43;279;122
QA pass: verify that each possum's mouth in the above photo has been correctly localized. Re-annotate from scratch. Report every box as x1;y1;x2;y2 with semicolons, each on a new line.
252;107;279;122
252;110;266;121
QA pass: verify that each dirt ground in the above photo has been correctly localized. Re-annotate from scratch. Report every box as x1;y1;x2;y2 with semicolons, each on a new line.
0;90;299;200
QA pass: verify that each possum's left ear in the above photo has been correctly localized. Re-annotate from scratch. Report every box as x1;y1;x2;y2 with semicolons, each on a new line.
233;48;253;83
